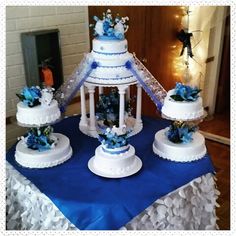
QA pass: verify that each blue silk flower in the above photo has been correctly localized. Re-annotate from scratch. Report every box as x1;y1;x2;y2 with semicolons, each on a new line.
22;86;41;106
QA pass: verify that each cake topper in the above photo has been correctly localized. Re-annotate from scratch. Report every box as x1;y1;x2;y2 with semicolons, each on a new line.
98;125;130;149
90;9;129;40
16;86;42;107
16;86;56;107
40;87;55;106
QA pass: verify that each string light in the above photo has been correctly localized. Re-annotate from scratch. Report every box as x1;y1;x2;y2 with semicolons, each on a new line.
172;6;208;88
172;6;197;84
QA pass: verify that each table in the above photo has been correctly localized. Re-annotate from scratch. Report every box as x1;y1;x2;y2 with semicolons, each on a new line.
6;116;219;230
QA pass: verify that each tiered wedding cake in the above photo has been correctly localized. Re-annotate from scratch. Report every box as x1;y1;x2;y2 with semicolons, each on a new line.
161;89;204;121
15;86;72;168
86;38;137;85
86;12;136;86
88;126;142;178
86;10;143;177
16;87;61;126
153;83;207;162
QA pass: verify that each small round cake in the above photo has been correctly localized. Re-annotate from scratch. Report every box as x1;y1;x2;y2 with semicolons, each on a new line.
85;38;137;86
16;100;61;126
152;128;207;162
15;133;72;168
161;89;204;121
88;144;142;178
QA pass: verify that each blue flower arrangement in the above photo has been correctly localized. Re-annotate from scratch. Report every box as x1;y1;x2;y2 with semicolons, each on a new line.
21;126;57;152
98;127;130;149
16;86;42;107
170;83;201;102
166;121;197;144
90;9;129;40
96;89;134;127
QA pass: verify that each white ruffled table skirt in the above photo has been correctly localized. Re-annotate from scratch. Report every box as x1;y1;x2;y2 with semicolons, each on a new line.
6;161;220;230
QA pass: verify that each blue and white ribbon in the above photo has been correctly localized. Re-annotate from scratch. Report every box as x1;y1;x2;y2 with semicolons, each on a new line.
54;54;98;112
125;56;167;111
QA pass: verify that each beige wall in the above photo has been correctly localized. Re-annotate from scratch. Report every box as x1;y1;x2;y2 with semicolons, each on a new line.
188;6;227;115
6;6;90;117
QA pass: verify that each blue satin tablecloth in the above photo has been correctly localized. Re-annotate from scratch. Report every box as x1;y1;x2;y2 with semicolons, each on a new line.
6;116;215;230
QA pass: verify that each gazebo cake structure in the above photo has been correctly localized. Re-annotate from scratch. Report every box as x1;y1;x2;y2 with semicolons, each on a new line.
52;9;208;177
54;10;167;138
80;84;143;137
79;78;143;137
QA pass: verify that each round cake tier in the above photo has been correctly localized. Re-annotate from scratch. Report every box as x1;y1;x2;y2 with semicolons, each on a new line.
161;89;204;121
88;144;142;178
92;38;128;54
15;133;72;168
16;100;61;127
152;128;207;162
87;38;137;85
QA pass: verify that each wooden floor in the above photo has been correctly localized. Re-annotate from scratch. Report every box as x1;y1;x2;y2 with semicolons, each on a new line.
206;139;230;230
199;112;230;138
201;111;230;230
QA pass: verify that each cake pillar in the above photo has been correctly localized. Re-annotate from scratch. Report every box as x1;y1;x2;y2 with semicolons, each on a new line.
118;86;127;128
98;86;103;95
80;85;87;126
88;85;96;131
135;84;142;125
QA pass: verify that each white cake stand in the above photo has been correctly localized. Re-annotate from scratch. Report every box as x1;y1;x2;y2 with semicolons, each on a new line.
88;144;142;178
88;156;142;178
153;103;207;162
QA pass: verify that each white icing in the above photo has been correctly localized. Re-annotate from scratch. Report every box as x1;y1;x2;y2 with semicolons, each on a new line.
93;144;136;175
85;76;137;86
16;100;61;126
86;38;137;85
161;89;204;121
88;144;142;177
39;87;54;106
153;128;207;162
15;133;72;168
89;65;134;79
92;38;128;54
91;52;133;66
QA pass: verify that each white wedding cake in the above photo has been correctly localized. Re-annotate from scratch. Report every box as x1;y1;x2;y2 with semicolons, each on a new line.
15;86;72;168
153;128;206;162
85;10;136;86
16;87;61;126
86;39;137;85
88;126;142;178
15;133;72;168
17;100;61;127
161;88;204;121
153;83;207;162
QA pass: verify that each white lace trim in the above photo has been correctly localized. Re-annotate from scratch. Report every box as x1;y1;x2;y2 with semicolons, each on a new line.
6;161;220;230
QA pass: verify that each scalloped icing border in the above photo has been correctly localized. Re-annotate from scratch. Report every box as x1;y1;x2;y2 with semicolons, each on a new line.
161;110;205;121
17;111;61;127
152;143;207;162
15;147;72;169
